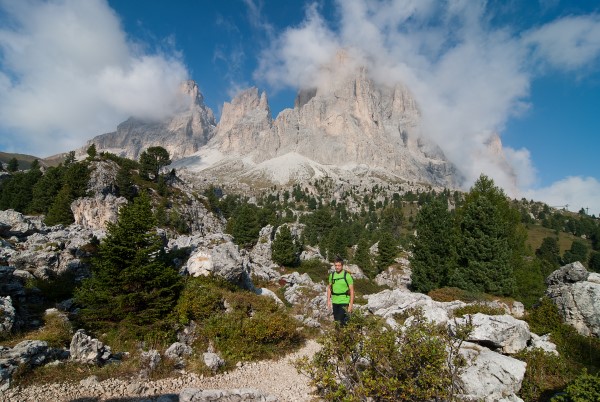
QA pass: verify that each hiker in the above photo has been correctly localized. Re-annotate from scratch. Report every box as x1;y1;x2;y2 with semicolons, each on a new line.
326;256;354;326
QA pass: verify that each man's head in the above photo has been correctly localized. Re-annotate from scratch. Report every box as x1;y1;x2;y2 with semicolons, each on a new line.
334;256;343;272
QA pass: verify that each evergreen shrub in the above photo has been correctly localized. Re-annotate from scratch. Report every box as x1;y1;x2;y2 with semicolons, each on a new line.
176;276;303;367
551;370;600;402
295;311;470;401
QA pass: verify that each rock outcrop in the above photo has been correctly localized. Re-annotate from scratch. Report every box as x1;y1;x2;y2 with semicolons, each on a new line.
71;194;127;230
365;288;466;326
458;342;527;402
0;210;43;238
0;340;64;391
546;262;600;337
69;329;113;365
452;313;531;354
202;53;458;187
181;234;254;289
0;296;15;337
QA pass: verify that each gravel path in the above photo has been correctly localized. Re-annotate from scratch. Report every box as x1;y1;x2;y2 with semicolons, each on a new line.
2;340;321;402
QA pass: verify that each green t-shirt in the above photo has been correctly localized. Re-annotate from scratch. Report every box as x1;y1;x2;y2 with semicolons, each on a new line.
329;270;354;305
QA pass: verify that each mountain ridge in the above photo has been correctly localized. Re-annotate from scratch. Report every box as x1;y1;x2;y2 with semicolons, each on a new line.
81;58;481;189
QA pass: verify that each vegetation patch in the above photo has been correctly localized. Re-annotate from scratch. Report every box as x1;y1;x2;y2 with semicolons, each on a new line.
453;303;506;318
296;310;471;401
176;276;304;370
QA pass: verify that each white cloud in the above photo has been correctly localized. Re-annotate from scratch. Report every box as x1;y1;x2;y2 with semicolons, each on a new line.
523;15;600;71
0;0;189;156
254;3;340;90
255;0;532;192
254;0;600;214
525;177;600;217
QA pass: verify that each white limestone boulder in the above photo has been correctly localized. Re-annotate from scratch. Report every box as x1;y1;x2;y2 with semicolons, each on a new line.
452;313;531;354
458;342;527;402
546;262;600;337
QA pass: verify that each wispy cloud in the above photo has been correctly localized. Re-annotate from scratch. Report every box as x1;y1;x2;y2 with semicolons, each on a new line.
524;177;600;216
0;0;189;156
254;0;600;214
523;15;600;71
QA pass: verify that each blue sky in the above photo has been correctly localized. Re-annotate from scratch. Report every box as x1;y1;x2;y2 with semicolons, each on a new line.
0;0;599;214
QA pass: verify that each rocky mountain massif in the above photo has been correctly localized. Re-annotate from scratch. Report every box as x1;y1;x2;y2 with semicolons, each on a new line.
83;53;465;189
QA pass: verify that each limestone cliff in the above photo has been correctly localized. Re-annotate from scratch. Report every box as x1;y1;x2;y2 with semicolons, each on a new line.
84;59;461;187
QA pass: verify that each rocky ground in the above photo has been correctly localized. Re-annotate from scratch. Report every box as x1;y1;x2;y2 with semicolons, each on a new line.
2;340;320;402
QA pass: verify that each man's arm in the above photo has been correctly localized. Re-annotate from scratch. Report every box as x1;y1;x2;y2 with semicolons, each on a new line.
348;284;354;312
326;283;332;310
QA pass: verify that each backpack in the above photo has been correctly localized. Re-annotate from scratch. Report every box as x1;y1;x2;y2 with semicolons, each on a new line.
329;270;350;296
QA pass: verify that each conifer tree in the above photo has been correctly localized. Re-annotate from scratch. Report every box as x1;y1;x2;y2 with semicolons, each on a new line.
376;232;397;273
29;166;64;214
115;165;136;200
354;237;374;278
272;225;298;266
0;166;42;211
449;175;520;296
75;192;181;327
410;198;457;293
63;151;76;167
536;236;562;276
230;203;261;248
326;227;348;261
45;184;75;226
63;162;90;198
7;157;18;172
86;144;97;159
139;146;171;182
563;240;589;265
589;252;600;273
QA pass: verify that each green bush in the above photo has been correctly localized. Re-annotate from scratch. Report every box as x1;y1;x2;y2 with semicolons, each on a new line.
428;287;484;303
517;348;571;402
200;290;303;364
527;298;600;371
175;276;303;366
175;276;226;324
295;311;470;401
453;303;506;318
297;259;330;283
551;370;600;402
352;278;389;298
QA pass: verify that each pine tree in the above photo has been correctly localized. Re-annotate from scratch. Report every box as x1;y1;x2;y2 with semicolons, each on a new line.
29;166;65;214
325;227;348;261
115;165;136;200
63;162;90;198
45;184;75;226
410;198;457;293
230;203;261;248
0;167;42;212
449;175;520;296
272;225;298;266
7;157;18;172
63;151;76;167
139;146;171;182
75;192;181;327
354;237;374;278
86;144;97;159
563;240;589;265
376;232;397;274
589;252;600;273
536;236;562;276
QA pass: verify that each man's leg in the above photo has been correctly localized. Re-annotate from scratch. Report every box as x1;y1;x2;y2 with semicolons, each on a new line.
332;303;348;325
